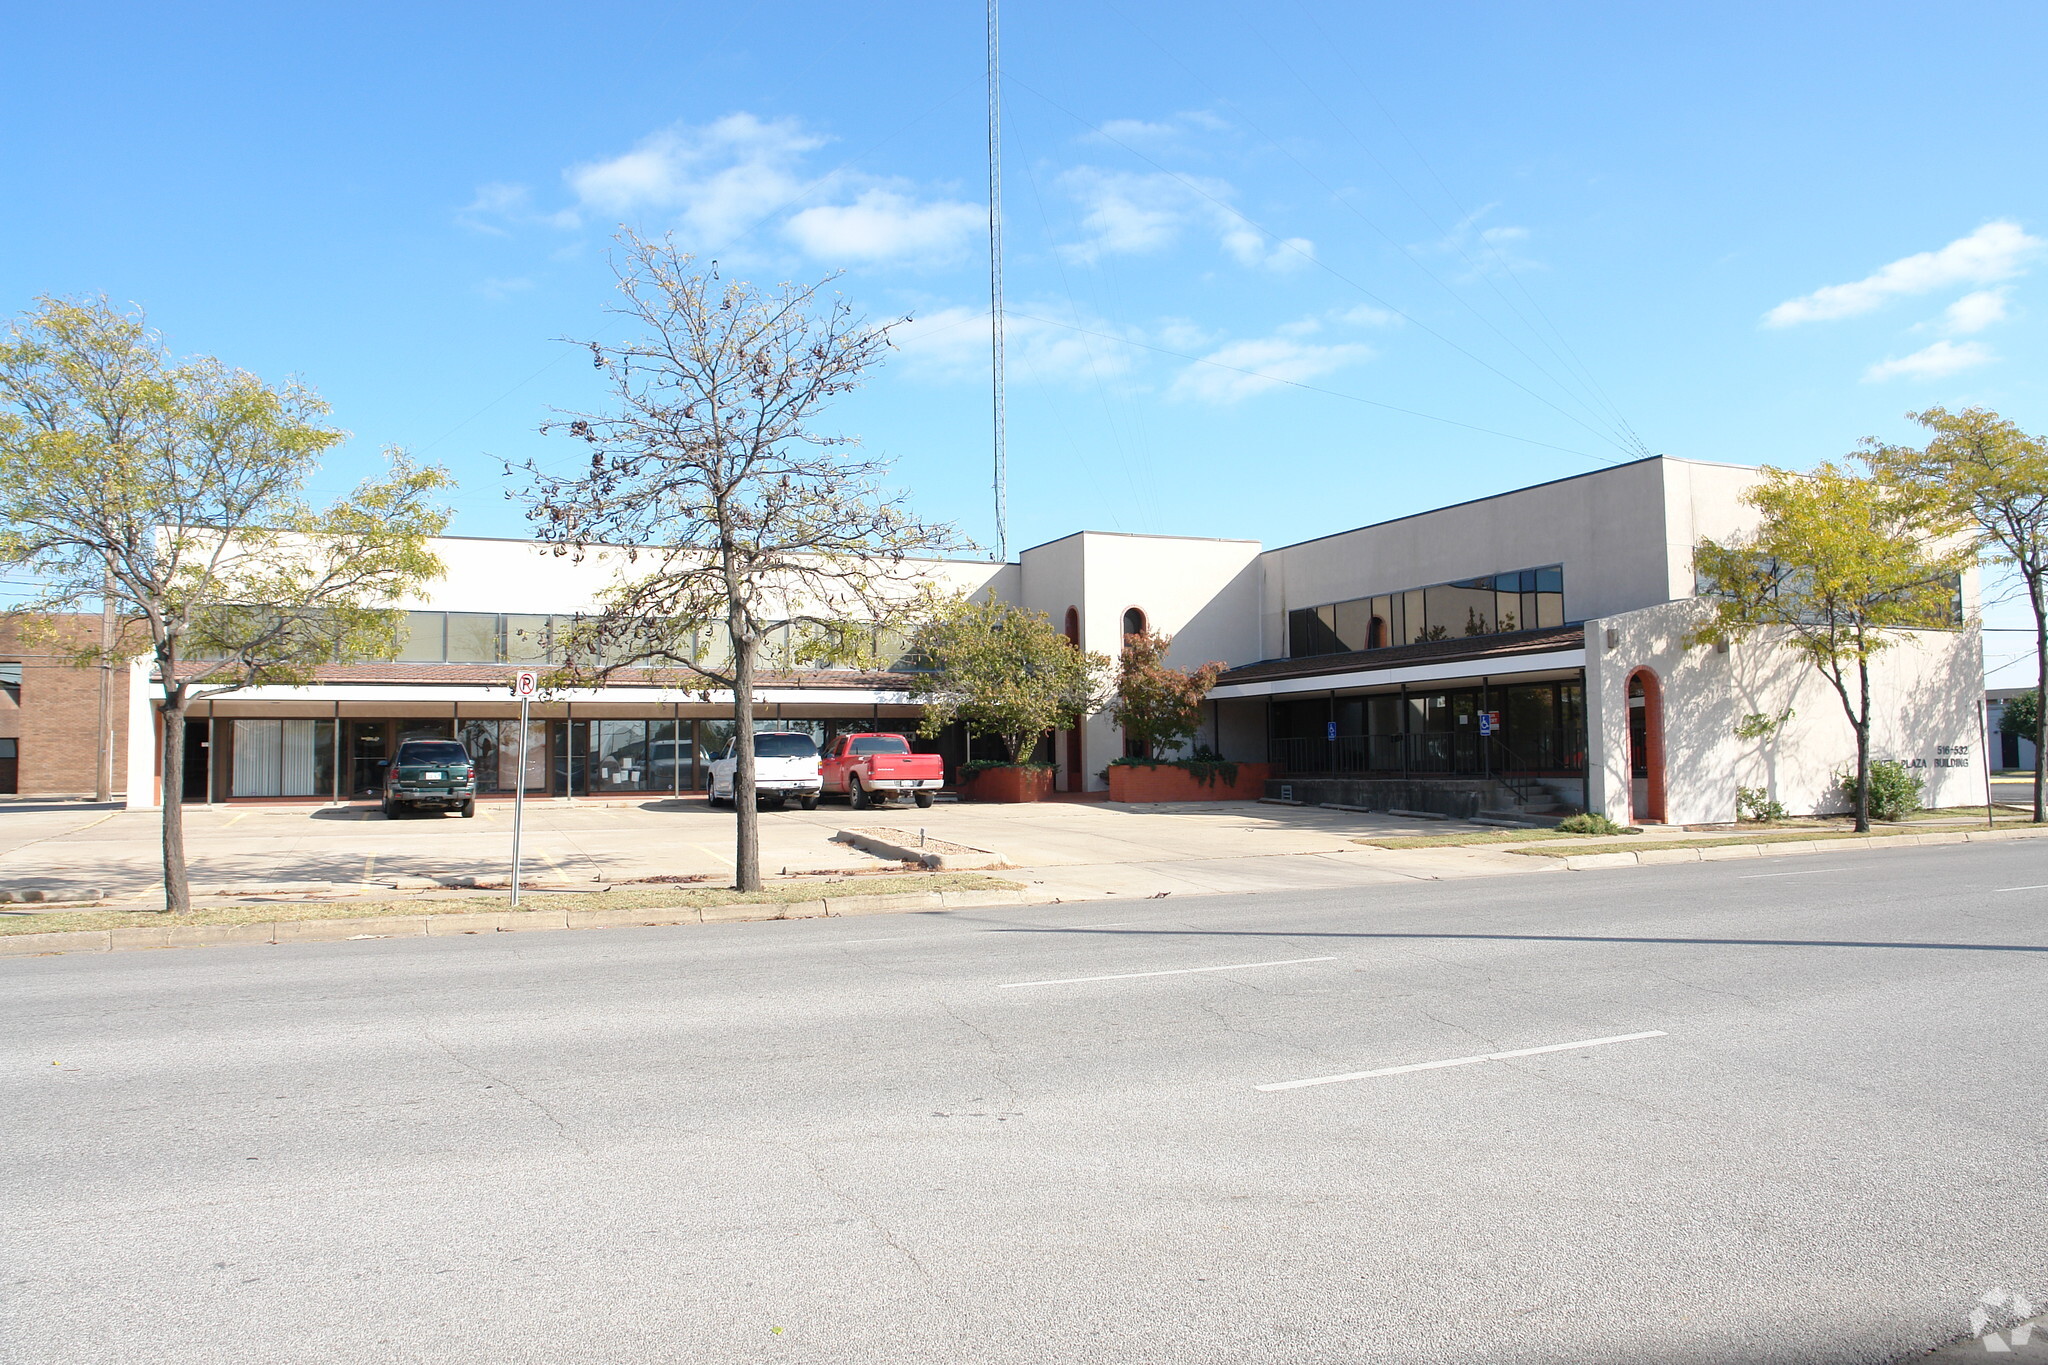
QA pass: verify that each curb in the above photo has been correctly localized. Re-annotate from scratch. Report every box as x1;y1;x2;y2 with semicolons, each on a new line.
832;828;1007;871
0;886;1042;958
1551;825;2048;871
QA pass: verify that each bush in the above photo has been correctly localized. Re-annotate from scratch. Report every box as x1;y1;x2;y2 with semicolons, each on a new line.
1839;759;1923;822
1736;787;1788;822
1558;812;1632;835
1108;747;1240;786
958;759;1052;779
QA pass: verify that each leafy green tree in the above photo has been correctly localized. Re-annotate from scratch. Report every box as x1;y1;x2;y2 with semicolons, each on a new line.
1998;688;2039;754
1693;461;1970;832
1108;630;1226;760
910;597;1111;767
1868;407;2048;821
517;234;961;890
0;297;450;911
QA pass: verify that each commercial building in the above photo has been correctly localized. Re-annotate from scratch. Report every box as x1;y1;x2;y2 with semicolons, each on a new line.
70;454;1985;823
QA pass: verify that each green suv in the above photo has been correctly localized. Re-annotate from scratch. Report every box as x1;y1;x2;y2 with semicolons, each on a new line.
381;739;478;818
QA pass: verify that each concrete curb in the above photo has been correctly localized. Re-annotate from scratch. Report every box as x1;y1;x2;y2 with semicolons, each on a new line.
832;828;1007;871
1553;825;2048;872
0;886;1042;958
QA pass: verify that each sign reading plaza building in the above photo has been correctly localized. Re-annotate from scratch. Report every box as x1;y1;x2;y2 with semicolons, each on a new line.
1902;745;1972;770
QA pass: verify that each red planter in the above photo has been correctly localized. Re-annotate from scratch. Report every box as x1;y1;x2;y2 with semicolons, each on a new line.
958;765;1054;803
1107;761;1274;804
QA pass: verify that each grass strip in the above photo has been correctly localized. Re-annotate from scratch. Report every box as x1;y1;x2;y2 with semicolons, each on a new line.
1353;829;1584;850
1509;831;1885;857
0;872;1023;936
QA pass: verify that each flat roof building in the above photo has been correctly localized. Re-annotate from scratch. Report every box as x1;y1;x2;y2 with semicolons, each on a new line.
40;455;1980;824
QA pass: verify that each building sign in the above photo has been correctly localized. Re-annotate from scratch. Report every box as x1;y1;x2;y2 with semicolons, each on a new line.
1901;745;1971;770
513;669;539;698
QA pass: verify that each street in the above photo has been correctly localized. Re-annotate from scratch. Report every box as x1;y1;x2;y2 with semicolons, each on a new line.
6;841;2046;1363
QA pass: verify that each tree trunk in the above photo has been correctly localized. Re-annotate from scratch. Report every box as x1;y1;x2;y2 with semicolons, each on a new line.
731;633;761;893
1853;659;1872;834
2033;577;2046;823
160;684;191;913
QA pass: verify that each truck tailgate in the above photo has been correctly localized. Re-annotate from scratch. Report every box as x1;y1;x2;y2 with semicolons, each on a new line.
867;755;943;780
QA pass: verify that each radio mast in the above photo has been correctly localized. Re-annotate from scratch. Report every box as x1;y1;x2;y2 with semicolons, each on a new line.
986;0;1008;561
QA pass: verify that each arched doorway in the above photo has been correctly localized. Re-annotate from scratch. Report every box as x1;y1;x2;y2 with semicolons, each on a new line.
1062;607;1083;792
1626;669;1665;824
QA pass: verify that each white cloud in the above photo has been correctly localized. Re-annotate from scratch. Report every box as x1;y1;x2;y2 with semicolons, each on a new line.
783;189;982;263
476;276;534;300
1058;167;1311;271
1336;303;1401;327
564;112;826;245
1169;334;1372;404
1425;204;1539;279
1941;287;2010;334
1083;109;1232;149
1765;220;2043;327
891;304;1139;386
1862;339;1995;383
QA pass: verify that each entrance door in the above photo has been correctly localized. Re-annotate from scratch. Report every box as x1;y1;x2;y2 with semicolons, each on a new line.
1627;671;1665;823
182;720;211;801
349;721;391;798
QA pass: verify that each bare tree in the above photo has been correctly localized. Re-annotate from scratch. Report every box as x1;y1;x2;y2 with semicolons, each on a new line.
518;234;964;891
0;297;451;911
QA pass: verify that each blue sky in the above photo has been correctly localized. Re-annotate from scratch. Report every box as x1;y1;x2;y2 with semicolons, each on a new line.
7;2;2047;676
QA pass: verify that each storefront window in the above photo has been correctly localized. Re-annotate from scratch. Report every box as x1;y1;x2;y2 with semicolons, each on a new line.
445;613;502;663
228;718;336;797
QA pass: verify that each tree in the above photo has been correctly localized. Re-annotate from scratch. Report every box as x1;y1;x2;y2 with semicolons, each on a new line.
0;296;451;911
1692;461;1971;832
1867;407;2048;822
1999;689;2039;754
517;233;961;891
909;596;1111;767
1108;629;1225;760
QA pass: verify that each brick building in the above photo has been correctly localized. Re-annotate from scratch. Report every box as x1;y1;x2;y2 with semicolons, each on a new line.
0;614;131;798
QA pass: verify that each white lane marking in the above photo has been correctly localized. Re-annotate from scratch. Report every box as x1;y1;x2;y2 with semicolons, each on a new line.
1993;883;2048;892
999;956;1336;989
1740;869;1835;878
1256;1030;1668;1092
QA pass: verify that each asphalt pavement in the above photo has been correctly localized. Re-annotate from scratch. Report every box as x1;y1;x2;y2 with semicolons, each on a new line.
6;841;2047;1363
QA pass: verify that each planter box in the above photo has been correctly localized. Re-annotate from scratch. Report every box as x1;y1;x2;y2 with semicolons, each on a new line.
959;766;1053;803
1109;762;1274;804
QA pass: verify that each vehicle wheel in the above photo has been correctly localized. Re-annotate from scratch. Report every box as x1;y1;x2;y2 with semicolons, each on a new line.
799;794;819;811
460;800;476;818
914;791;935;809
849;776;868;810
379;795;392;818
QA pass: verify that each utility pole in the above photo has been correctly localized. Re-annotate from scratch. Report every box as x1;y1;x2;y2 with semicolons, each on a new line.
986;0;1008;563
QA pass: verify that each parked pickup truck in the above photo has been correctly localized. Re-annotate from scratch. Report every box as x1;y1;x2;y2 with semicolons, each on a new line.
381;739;477;818
706;731;823;809
821;732;945;809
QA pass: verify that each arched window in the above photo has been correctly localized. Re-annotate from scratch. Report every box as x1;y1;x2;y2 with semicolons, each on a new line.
1063;606;1080;646
1367;616;1388;650
1122;607;1147;639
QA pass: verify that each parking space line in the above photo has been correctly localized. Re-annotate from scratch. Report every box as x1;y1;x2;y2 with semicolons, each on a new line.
1256;1030;1668;1092
1740;869;1835;879
999;956;1336;989
1992;884;2048;892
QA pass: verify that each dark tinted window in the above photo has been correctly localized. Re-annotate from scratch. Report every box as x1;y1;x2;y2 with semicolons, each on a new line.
850;735;911;755
753;733;819;758
395;742;469;765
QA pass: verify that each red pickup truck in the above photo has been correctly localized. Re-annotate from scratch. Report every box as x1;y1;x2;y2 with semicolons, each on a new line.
821;733;945;808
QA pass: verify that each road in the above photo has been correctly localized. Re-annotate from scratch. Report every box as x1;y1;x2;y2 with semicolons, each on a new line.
6;842;2046;1363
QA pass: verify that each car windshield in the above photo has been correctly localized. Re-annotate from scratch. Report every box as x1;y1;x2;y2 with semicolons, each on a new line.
395;742;468;765
850;735;912;755
752;733;819;758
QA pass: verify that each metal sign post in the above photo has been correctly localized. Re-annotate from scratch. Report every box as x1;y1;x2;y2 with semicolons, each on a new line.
511;670;538;907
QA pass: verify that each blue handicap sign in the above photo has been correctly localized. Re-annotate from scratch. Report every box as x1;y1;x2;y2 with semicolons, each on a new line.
1326;720;1338;741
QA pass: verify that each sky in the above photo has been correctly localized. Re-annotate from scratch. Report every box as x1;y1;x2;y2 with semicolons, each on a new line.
6;1;2048;678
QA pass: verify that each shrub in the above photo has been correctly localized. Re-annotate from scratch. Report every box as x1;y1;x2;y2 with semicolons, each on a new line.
1736;786;1789;822
1839;759;1923;822
1108;746;1240;786
1557;812;1632;835
1108;630;1226;760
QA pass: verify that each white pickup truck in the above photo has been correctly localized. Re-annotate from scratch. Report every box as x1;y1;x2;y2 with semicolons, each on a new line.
705;731;823;810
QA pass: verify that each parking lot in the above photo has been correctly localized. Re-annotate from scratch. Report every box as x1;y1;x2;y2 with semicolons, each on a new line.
0;795;1547;906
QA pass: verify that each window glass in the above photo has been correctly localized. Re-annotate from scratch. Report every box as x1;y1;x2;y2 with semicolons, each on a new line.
1331;598;1373;652
395;741;469;765
851;735;912;755
504;615;551;664
754;732;819;758
1495;591;1523;632
396;612;445;662
1536;565;1563;594
1537;591;1565;628
592;720;651;792
445;613;502;663
0;661;19;700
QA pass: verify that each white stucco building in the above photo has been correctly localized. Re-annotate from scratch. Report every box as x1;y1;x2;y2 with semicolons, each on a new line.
123;455;1987;824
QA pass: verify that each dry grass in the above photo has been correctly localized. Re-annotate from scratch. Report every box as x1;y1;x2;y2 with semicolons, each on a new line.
0;872;1023;936
1353;829;1582;850
1509;831;1880;857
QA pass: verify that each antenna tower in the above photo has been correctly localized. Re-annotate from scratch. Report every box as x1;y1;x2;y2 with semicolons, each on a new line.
986;0;1008;561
